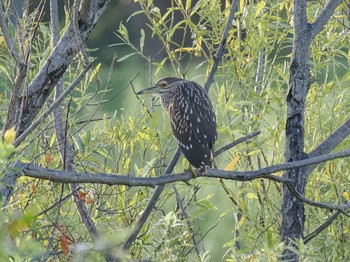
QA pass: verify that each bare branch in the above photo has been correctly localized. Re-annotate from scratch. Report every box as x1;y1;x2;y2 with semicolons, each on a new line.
48;3;116;261
0;3;24;64
303;208;345;244
283;181;350;216
204;0;239;92
173;185;201;258
214;131;261;157
306;118;350;177
12;150;350;187
311;0;342;39
0;3;27;135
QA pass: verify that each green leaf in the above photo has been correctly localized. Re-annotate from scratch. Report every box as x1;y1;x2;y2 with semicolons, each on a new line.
255;1;266;17
117;52;137;62
140;29;145;53
88;63;101;84
185;0;191;12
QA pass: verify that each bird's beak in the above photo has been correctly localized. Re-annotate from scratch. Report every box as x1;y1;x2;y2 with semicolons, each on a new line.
135;85;160;95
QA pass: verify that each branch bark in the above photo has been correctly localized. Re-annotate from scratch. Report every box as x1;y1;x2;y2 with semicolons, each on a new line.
3;0;110;138
11;150;350;191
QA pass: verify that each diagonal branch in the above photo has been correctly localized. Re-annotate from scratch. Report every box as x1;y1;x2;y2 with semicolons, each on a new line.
0;3;24;64
214;131;261;157
0;2;27;136
204;0;239;92
310;0;342;39
4;0;110;137
283;181;350;216
13;60;95;147
122;131;259;250
303;208;345;244
306;117;350;177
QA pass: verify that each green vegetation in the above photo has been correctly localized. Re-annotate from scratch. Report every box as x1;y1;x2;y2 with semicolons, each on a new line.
0;0;349;261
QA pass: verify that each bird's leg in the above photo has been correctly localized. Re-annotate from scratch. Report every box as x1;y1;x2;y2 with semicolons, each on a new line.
210;148;217;169
185;164;201;178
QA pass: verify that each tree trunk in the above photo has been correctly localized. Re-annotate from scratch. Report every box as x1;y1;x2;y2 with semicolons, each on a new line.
281;1;311;260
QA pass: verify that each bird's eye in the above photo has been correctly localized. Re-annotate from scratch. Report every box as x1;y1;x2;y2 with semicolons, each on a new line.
159;82;167;88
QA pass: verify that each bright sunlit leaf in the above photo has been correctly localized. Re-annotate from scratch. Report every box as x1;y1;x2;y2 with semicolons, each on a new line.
88;63;101;84
4;126;16;144
224;155;241;171
342;192;349;201
255;1;266;17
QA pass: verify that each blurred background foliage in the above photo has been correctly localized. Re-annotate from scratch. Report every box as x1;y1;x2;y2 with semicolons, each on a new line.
0;0;349;261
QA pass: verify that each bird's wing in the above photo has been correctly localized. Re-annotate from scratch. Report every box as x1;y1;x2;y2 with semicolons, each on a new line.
189;82;217;147
169;83;216;169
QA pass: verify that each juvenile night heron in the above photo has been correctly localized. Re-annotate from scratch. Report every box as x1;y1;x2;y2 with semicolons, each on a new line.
136;77;217;171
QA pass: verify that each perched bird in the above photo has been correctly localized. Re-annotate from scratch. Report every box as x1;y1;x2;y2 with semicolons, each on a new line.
136;77;217;171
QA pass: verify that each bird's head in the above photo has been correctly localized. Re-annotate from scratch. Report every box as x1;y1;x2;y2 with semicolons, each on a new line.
136;77;184;96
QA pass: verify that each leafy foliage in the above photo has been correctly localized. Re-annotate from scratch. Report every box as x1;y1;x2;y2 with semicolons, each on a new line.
0;0;349;261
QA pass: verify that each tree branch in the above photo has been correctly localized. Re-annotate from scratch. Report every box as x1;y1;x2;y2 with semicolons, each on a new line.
122;131;260;250
310;0;342;39
0;3;24;64
204;0;239;92
11;150;349;188
5;0;110;137
13;60;95;147
47;2;116;261
214;131;261;157
283;181;350;216
0;2;27;135
306;118;350;177
303;208;345;244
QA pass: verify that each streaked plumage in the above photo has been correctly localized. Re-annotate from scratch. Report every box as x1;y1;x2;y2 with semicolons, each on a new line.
136;77;217;171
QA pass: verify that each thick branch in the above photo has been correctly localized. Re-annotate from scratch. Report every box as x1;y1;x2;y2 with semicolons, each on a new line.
6;0;110;137
310;0;342;39
306;118;350;177
13;60;94;147
12;150;350;187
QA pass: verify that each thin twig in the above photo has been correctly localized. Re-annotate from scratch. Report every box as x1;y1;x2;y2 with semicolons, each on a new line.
173;185;201;258
204;0;239;92
36;186;81;217
214;131;261;157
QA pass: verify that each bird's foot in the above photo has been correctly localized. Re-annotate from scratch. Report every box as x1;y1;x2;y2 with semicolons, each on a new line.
185;165;202;178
